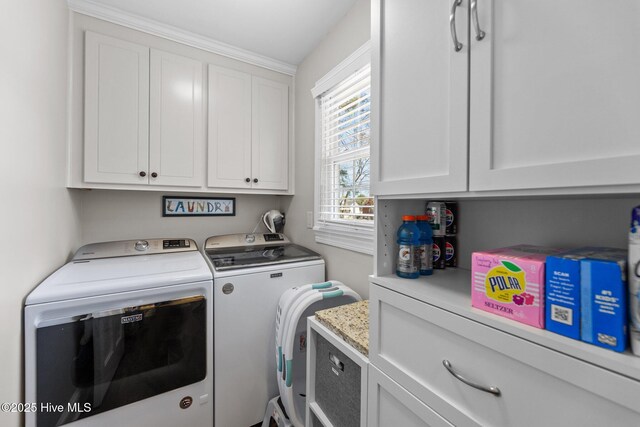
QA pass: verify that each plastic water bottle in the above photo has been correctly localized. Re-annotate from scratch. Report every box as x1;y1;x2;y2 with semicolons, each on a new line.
416;215;434;276
397;215;420;279
629;205;640;356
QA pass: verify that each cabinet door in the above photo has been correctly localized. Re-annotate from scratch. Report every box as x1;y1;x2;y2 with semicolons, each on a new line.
371;0;469;196
251;77;289;191
207;66;252;189
470;0;640;191
149;49;204;187
84;32;149;185
368;365;453;427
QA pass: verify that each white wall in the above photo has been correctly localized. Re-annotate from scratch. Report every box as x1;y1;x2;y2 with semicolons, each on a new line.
80;190;282;248
457;196;640;269
0;1;81;425
282;0;372;298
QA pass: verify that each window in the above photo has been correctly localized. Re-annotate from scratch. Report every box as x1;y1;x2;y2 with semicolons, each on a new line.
312;43;373;254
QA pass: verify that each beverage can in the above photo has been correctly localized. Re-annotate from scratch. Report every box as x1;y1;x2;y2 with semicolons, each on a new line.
445;202;458;235
629;205;640;355
445;235;457;268
433;236;446;269
416;215;434;276
426;201;447;236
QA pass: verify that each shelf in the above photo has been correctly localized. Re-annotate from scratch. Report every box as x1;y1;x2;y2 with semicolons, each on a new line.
370;269;640;382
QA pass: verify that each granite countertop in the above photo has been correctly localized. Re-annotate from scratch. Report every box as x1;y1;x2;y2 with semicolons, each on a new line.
315;300;369;356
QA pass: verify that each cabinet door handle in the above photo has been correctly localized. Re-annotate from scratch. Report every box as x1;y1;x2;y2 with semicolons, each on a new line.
139;171;147;177
471;0;486;41
442;359;501;396
245;177;251;183
151;172;158;178
450;0;463;52
253;178;259;183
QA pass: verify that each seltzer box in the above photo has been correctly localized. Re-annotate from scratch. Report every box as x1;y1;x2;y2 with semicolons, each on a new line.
472;245;565;328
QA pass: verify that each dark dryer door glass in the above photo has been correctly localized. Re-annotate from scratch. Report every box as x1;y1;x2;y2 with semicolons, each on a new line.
36;295;206;427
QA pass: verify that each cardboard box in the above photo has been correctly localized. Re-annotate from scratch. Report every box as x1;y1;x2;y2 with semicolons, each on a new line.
581;251;628;352
472;245;564;328
546;247;626;341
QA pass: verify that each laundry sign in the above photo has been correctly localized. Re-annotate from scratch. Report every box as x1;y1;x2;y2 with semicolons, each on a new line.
162;196;235;217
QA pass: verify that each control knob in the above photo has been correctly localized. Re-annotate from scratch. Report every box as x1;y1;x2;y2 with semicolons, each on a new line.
134;240;150;251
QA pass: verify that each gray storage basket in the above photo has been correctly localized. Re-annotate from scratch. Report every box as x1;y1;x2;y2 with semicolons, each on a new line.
314;333;361;427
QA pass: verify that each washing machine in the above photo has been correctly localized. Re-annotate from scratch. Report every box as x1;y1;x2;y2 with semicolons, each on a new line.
203;233;324;427
24;239;213;427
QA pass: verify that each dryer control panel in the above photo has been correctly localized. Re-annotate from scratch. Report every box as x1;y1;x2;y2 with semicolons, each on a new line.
73;238;198;260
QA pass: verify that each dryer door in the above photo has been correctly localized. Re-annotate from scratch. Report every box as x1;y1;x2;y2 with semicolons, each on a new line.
33;294;206;427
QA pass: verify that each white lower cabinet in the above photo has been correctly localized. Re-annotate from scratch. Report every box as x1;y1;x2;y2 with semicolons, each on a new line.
368;282;640;427
368;365;454;427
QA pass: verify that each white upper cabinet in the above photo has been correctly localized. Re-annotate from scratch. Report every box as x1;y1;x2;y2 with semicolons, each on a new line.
84;32;149;185
372;0;640;197
207;72;289;191
149;49;204;187
84;32;204;187
251;77;289;191
207;66;252;189
371;0;469;196
469;0;640;191
79;28;291;194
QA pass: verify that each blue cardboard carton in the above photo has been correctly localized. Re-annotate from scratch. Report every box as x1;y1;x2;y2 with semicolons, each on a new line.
546;254;582;339
546;247;624;340
580;250;628;352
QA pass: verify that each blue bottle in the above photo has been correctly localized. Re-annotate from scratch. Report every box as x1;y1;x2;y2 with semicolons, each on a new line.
416;215;434;276
397;215;420;279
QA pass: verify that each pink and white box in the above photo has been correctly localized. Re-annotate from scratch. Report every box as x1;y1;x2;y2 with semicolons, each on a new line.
471;245;564;328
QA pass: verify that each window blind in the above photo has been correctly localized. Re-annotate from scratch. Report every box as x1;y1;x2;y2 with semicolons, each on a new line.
318;64;373;228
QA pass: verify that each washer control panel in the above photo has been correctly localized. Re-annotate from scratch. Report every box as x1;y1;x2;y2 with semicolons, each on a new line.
205;233;290;250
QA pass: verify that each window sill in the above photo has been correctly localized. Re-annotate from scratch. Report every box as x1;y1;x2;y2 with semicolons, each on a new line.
313;223;374;255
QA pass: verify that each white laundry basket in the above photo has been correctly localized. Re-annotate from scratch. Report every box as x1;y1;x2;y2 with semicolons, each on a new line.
277;282;361;427
275;281;336;376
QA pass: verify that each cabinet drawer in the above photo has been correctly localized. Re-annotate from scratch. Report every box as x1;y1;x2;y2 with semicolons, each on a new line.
370;284;640;427
368;364;453;427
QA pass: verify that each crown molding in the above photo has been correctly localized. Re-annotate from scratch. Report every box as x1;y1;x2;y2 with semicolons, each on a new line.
67;0;297;76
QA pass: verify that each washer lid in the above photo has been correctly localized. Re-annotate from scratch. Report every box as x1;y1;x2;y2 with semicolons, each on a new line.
26;251;212;305
206;243;322;271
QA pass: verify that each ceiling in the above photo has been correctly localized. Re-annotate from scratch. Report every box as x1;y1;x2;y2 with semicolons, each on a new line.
89;0;359;66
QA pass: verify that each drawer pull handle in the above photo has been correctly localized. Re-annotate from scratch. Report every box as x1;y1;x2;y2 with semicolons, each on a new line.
442;359;501;396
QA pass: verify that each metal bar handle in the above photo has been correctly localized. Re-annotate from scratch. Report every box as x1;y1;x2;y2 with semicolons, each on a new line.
450;0;463;52
442;359;501;396
471;0;486;40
